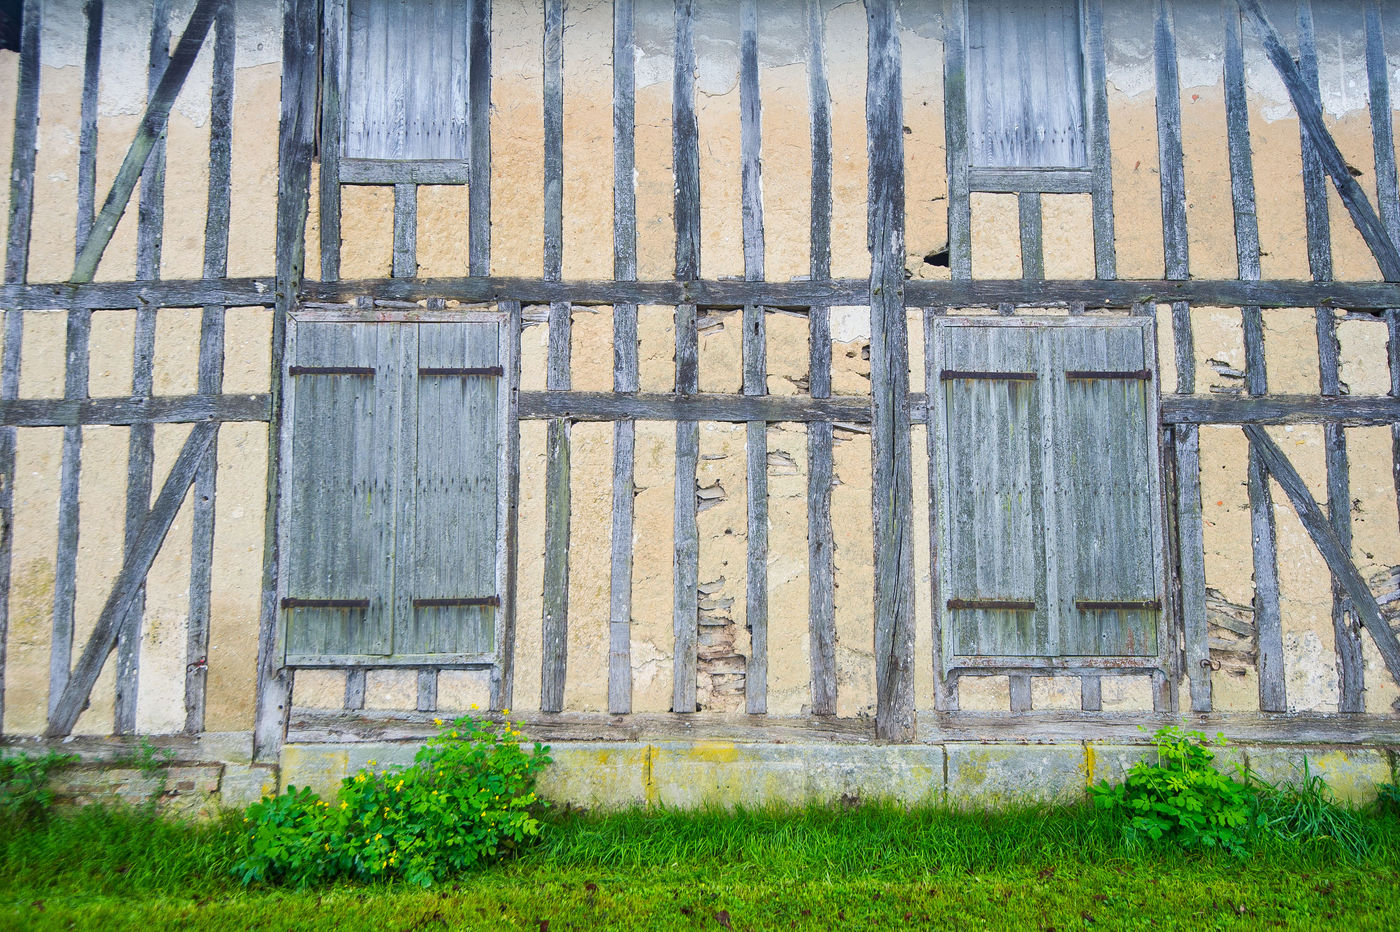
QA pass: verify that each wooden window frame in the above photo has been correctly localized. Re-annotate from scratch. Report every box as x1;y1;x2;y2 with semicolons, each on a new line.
930;316;1172;682
275;310;515;669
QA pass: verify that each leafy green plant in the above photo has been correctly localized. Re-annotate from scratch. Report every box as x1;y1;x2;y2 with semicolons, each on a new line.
1091;727;1258;857
0;750;78;823
1379;781;1400;817
234;715;552;888
1247;758;1369;862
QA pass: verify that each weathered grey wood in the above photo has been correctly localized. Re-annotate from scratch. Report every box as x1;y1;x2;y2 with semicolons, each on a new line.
965;0;1085;169
0;395;269;427
674;0;700;283
1239;0;1400;280
0;278;276;310
539;413;571;709
739;0;767;716
342;0;468;161
468;0;491;276
967;167;1092;194
254;0;319;763
943;0;971;278
1246;425;1400;688
923;309;952;711
416;669;437;713
544;0;563;282
185;0;235;734
301;276;1400;312
608;0;638;716
1156;0;1188;282
1084;0;1115;278
338;159;469;185
77;0;103;252
405;324;501;659
520;392;871;423
868;0;915;742
1080;674;1102;711
71;0;219;284
392;183;417;278
806;0;835;717
344;668;366;710
137;0;171;283
492;301;522;711
5;0;40;284
1175;426;1212;711
1223;1;1260;283
49;306;90;721
46;423;216;737
673;413;699;714
1008;674;1032;712
319;0;344;280
1019;193;1043;280
1162;394;1400;425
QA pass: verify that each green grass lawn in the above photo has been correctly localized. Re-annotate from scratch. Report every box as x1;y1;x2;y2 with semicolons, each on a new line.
3;803;1400;930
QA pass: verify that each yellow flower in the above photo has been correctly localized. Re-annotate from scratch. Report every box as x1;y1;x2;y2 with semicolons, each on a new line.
340;801;348;809
470;704;479;710
324;843;330;851
367;760;377;766
502;708;510;715
434;717;443;726
375;833;383;841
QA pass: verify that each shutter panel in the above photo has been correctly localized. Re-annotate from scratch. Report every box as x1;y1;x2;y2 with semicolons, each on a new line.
936;324;1049;657
1049;324;1160;657
284;322;397;660
397;322;500;656
342;0;470;161
966;0;1086;169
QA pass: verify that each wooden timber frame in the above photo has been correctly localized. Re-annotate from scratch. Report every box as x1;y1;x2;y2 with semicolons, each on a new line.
5;0;1400;760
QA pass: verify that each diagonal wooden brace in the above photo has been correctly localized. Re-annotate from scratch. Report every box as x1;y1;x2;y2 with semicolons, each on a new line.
70;0;221;284
1238;0;1400;281
1244;424;1400;689
45;422;217;736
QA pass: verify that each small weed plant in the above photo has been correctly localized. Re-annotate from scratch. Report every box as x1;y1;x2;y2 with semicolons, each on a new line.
1249;758;1369;862
1091;727;1257;857
234;715;551;888
0;750;77;823
1379;781;1400;817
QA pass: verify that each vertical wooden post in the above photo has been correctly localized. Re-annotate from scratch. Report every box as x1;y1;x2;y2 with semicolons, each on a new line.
867;0;915;742
942;0;970;279
1085;0;1115;279
253;0;320;763
608;0;638;715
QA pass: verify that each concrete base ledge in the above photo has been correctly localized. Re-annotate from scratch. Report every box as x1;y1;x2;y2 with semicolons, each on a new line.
278;740;1399;809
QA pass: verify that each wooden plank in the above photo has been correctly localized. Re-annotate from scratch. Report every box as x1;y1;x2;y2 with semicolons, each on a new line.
71;0;220;283
608;0;637;716
137;0;171;283
0;395;269;427
46;424;217;737
49;307;90;722
392;183;417;278
186;0;235;734
739;0;766;716
468;0;491;275
301;276;1400;312
77;0;103;252
1175;426;1212;711
923;309;952;710
344;668;366;710
807;0;835;717
1161;393;1400;425
943;0;971;278
5;0;40;283
416;669;438;713
1239;0;1400;281
868;0;915;742
966;167;1092;194
1156;0;1188;281
1084;0;1115;278
519;391;871;423
319;0;344;280
540;418;571;712
254;0;320;763
1080;674;1102;711
1008;674;1032;713
543;0;563;282
338;159;469;185
491;301;523;712
672;0;700;716
1246;425;1400;688
1019;193;1043;280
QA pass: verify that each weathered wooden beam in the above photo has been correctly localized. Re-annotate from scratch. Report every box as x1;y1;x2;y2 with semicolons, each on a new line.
186;0;236;735
967;167;1091;195
1161;394;1400;425
492;301;523;712
1239;0;1400;280
253;0;319;764
344;668;366;710
608;0;638;717
942;0;970;278
1085;0;1115;279
672;0;701;716
1246;425;1400;688
45;423;216;737
318;0;343;280
77;0;103;252
392;183;417;278
468;0;492;276
5;0;40;284
71;0;220;284
807;0;835;718
520;391;870;423
1018;193;1043;280
868;0;915;743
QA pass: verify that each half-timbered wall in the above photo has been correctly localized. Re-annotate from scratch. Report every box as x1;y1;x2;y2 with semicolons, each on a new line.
3;0;1400;774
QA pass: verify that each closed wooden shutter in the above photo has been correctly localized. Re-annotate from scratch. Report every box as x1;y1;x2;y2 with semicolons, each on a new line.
342;0;470;161
934;320;1161;662
936;324;1049;657
1049;325;1160;657
965;0;1087;169
283;322;398;660
398;322;500;657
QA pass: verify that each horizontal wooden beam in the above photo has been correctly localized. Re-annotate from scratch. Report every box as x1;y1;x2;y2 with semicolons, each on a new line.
303;277;1400;311
520;391;873;423
1162;394;1400;425
0;277;276;310
0;394;270;427
968;167;1093;194
338;159;469;185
